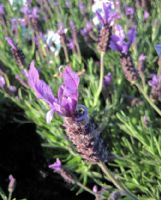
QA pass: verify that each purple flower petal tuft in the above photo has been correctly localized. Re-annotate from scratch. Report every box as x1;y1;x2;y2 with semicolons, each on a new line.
49;158;62;172
155;44;161;56
28;61;56;107
27;63;80;122
110;25;136;54
5;37;17;50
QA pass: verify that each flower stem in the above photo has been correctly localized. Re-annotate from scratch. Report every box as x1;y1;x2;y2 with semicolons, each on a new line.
75;181;96;196
98;161;138;200
94;52;105;107
8;192;12;200
135;83;161;117
62;43;69;63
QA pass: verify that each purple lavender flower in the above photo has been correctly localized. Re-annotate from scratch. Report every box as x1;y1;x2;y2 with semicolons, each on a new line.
95;2;118;27
21;5;30;15
79;1;86;15
49;158;62;172
8;85;17;92
155;44;161;56
103;72;112;87
27;62;80;123
110;25;136;54
0;76;5;88
11;18;18;35
93;185;98;193
67;38;75;50
80;22;93;37
144;10;149;21
148;75;159;87
148;74;161;101
21;6;39;20
8;175;16;193
30;7;39;19
0;4;4;15
5;37;17;50
139;54;146;62
125;6;134;17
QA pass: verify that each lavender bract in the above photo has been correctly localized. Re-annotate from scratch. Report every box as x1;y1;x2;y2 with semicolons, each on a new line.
95;2;118;27
28;62;80;123
110;25;136;55
5;37;17;50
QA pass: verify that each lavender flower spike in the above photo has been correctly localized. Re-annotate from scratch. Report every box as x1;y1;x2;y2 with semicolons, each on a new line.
5;37;25;67
110;25;136;55
28;62;108;162
8;175;16;194
27;62;80;123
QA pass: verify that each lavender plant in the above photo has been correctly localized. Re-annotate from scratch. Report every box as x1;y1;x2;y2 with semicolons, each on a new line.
1;0;161;199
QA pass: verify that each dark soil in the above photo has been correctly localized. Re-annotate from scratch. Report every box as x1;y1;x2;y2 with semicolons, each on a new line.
0;102;93;200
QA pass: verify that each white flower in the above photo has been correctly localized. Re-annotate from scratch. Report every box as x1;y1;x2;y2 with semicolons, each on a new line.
45;30;61;56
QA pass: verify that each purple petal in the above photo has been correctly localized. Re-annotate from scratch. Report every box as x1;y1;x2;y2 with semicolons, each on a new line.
8;85;17;92
155;44;161;56
103;3;110;23
110;35;123;52
0;4;4;15
144;10;149;20
139;54;146;62
93;185;98;193
148;75;158;87
114;25;125;41
125;7;134;16
49;158;62;172
8;175;16;192
104;72;112;87
127;27;136;48
63;66;79;99
28;61;55;106
0;76;5;88
5;37;17;50
96;11;105;25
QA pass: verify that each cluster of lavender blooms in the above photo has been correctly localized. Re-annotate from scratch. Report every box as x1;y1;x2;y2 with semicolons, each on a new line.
3;0;145;163
1;0;161;199
28;62;108;162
